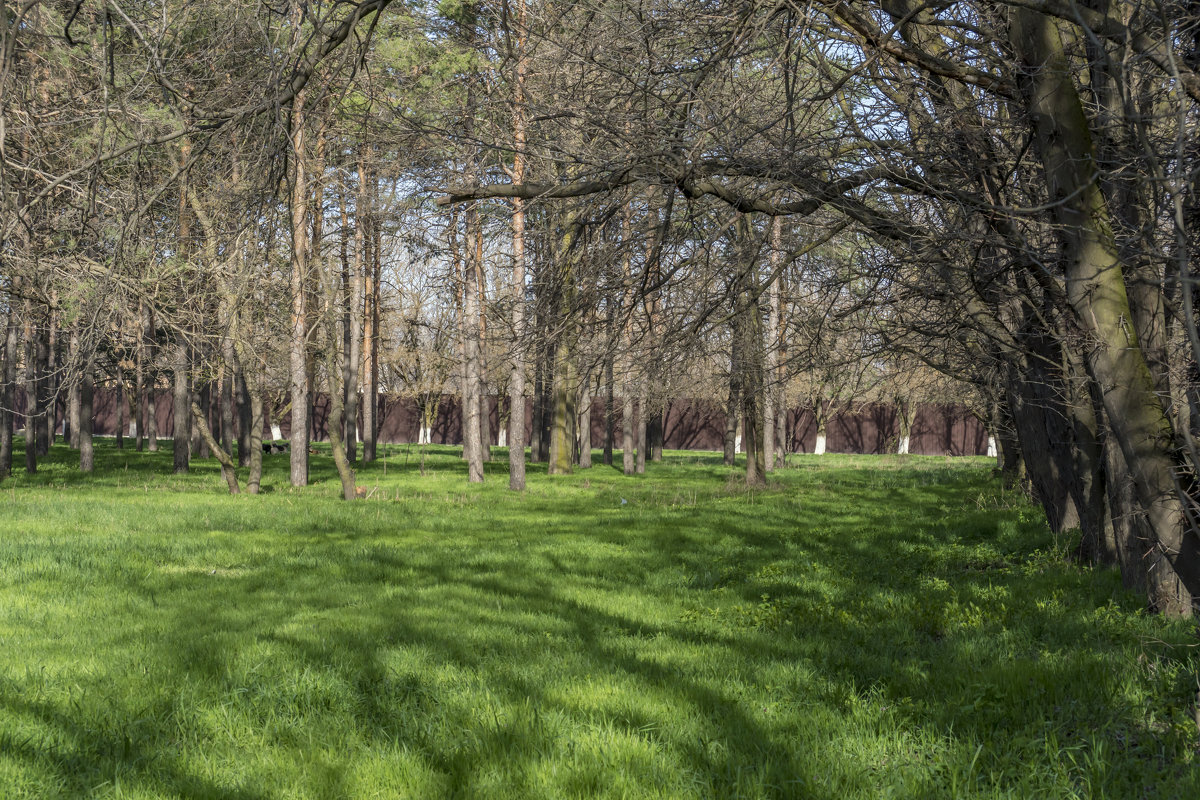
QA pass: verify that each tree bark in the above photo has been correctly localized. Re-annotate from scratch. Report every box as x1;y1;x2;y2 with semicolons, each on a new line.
288;82;311;487
23;296;36;474
1012;7;1198;615
578;391;592;468
603;354;614;467
548;340;576;475
190;398;240;494
0;302;17;477
145;308;158;452
173;341;190;474
79;360;93;473
67;327;80;449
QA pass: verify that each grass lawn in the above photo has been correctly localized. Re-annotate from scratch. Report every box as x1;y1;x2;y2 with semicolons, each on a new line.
0;440;1198;799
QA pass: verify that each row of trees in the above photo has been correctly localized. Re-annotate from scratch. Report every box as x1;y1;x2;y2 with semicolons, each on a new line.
1;2;1197;614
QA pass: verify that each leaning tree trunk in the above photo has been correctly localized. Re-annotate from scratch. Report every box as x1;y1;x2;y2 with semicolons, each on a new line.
1012;7;1198;615
190;398;240;495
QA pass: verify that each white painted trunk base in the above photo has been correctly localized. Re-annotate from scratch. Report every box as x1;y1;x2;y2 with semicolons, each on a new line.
498;428;507;447
897;435;910;455
734;433;742;453
270;423;283;441
814;432;827;455
987;436;997;458
418;425;432;445
129;421;138;438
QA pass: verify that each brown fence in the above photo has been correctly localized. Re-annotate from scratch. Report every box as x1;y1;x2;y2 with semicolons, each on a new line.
9;389;987;456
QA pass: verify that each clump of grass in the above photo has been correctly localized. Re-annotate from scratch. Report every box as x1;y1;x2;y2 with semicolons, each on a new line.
0;441;1197;798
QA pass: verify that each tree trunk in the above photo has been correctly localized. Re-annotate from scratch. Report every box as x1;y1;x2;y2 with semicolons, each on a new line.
548;340;576;475
134;302;145;452
458;210;485;483
67;327;80;449
346;154;366;463
190;398;240;495
648;406;663;461
724;352;739;468
1012;7;1197;615
115;381;126;449
362;211;380;463
0;303;17;478
603;355;614;466
79;361;94;473
173;341;190;474
35;319;50;455
23;297;36;474
145;308;158;452
635;394;647;474
288;84;311;487
323;287;357;501
236;368;251;466
220;352;235;457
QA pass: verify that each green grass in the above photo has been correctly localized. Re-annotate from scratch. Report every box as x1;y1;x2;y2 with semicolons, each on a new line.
1;440;1197;799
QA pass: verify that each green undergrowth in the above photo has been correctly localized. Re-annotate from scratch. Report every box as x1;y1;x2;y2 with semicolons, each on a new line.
0;440;1197;798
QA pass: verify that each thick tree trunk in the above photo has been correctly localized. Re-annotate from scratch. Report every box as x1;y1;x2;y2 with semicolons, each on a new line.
548;341;576;475
622;391;635;475
1013;8;1197;614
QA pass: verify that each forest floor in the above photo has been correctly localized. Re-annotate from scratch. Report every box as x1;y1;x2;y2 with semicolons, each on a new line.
0;441;1198;799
